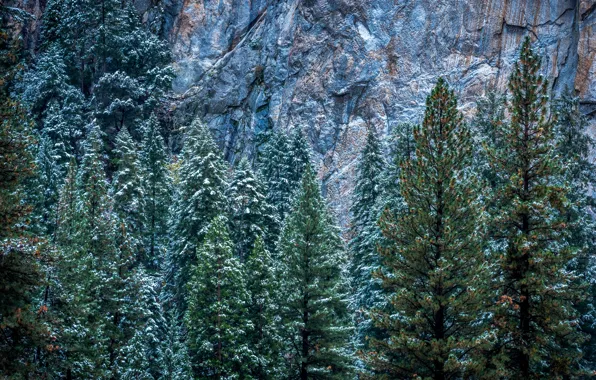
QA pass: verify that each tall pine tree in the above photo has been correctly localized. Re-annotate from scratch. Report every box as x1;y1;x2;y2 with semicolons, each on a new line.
366;79;491;379
486;38;585;377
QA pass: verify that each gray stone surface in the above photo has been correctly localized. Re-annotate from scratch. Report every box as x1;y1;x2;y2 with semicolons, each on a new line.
165;0;596;227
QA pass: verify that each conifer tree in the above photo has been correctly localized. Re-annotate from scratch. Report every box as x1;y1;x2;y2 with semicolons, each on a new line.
112;126;146;263
162;308;193;379
349;128;386;352
245;235;282;378
366;79;491;379
259;130;293;221
486;38;585;377
278;165;353;379
0;8;51;376
227;157;278;259
184;215;253;378
141;114;171;270
259;129;310;223
169;119;228;310
554;91;596;369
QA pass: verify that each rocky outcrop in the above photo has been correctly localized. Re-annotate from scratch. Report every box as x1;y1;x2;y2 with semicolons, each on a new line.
166;0;596;226
7;0;596;227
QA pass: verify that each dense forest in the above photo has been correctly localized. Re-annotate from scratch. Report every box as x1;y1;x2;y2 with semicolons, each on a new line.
1;2;596;379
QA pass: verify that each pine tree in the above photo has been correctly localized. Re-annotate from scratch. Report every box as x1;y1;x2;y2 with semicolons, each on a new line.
366;79;491;379
0;7;50;376
227;157;278;259
169;119;228;311
184;215;253;378
245;235;282;378
349;128;386;353
278;164;353;379
486;38;586;377
141;114;171;270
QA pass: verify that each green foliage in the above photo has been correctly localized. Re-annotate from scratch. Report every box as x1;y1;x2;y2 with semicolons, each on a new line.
486;38;586;377
278;165;353;378
367;78;491;378
184;216;253;378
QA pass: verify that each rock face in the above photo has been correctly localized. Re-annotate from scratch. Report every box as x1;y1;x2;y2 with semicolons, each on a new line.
165;0;596;226
8;0;596;226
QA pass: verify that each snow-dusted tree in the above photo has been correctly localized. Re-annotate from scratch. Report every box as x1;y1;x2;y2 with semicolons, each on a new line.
227;157;278;259
169;119;228;310
259;129;310;224
349;128;386;353
141;114;171;270
278;164;353;379
553;90;596;370
245;235;283;378
184;215;253;377
486;38;586;377
162;308;193;379
30;132;63;236
366;78;491;378
112;126;146;263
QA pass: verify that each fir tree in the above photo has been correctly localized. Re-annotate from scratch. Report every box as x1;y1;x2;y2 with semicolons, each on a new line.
162;308;193;380
366;78;491;379
141;114;171;270
259;129;310;223
486;38;586;377
112;126;146;264
169;119;228;311
278;164;353;379
184;215;253;378
349;128;386;353
227;157;278;259
245;235;282;378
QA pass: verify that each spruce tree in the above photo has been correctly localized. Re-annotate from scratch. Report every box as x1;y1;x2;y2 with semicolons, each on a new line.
245;235;282;378
169;119;228;310
486;38;585;377
227;157;278;259
184;215;253;378
141;114;171;270
349;128;386;353
278;164;353;379
366;79;491;379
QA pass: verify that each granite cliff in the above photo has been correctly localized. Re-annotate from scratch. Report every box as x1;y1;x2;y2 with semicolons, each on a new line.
12;0;596;225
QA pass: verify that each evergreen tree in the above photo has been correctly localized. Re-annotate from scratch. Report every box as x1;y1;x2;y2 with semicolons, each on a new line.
112;126;146;263
245;235;282;378
0;7;50;376
486;38;585;377
162;308;193;380
259;129;310;223
349;128;386;353
366;79;491;379
553;90;596;370
169;119;228;311
184;215;253;378
278;165;353;379
141;114;171;270
259;130;293;221
227;157;278;259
